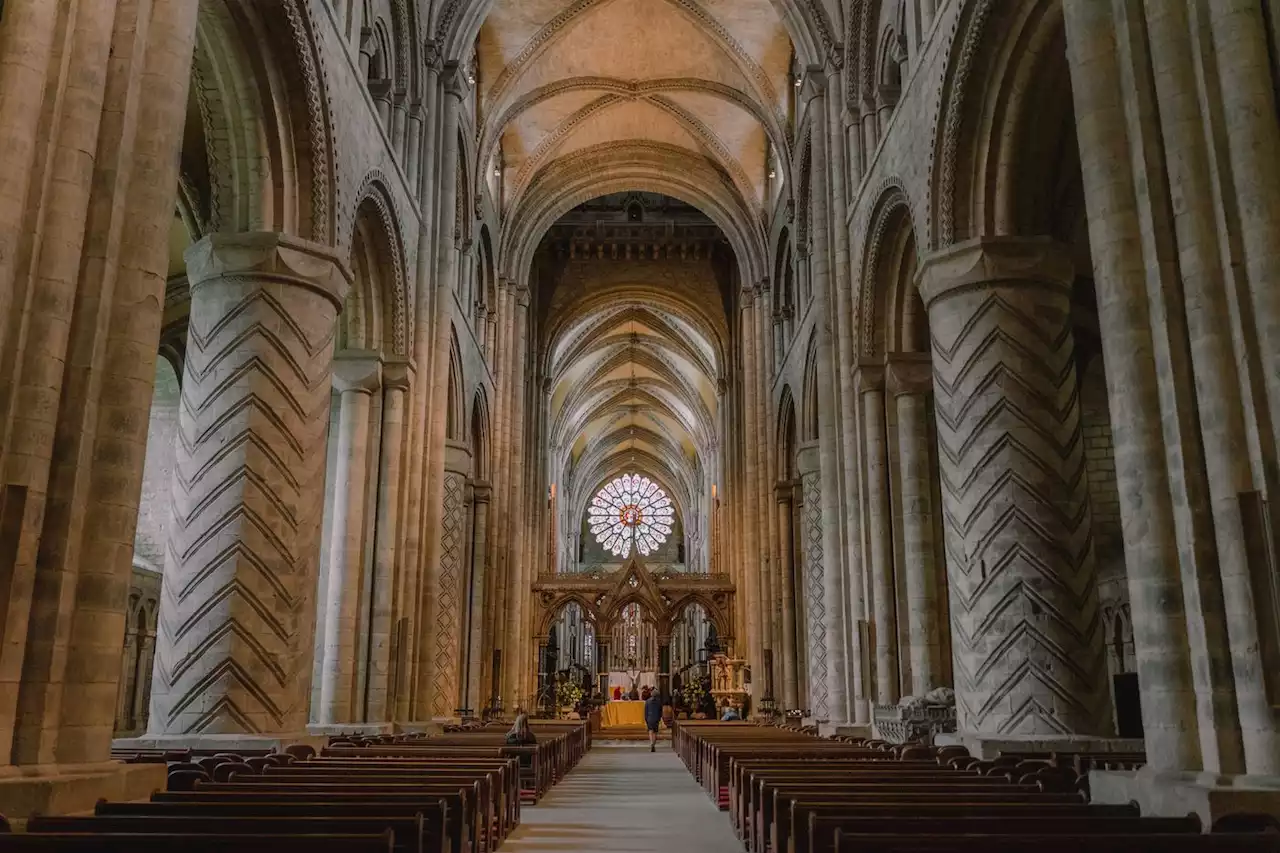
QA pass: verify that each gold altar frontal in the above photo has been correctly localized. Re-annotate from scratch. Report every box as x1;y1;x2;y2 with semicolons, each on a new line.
602;701;647;728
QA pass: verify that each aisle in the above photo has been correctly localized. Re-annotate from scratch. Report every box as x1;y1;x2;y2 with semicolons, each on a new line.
501;744;741;853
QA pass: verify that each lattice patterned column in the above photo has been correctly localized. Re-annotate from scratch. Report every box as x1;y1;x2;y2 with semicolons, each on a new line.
149;232;348;737
431;469;468;717
796;443;829;721
919;237;1110;736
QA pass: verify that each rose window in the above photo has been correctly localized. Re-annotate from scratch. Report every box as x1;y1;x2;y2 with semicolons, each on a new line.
587;473;675;558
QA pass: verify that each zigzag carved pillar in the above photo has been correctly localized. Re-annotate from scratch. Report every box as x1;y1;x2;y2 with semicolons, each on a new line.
149;232;349;738
919;237;1110;736
797;443;829;721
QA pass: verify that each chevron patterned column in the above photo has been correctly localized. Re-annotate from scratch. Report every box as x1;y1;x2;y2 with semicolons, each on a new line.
149;232;349;738
918;237;1110;736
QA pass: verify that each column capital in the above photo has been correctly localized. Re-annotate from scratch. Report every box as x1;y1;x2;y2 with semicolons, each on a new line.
471;481;493;504
513;282;531;308
885;352;933;397
382;357;414;391
852;359;885;394
423;39;443;73
184;231;352;309
442;61;470;99
775;481;795;504
800;64;827;103
796;441;821;476
917;236;1074;309
332;350;382;394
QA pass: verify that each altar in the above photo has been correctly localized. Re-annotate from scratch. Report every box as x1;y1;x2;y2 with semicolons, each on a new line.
602;700;648;728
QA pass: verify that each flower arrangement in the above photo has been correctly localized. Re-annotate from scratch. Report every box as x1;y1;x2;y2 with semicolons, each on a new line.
680;676;707;711
556;680;584;709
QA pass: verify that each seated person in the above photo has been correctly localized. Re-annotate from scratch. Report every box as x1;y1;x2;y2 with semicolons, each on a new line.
612;685;622;701
506;713;537;745
719;701;741;722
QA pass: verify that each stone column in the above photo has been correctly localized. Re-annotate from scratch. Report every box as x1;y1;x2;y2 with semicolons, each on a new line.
366;360;410;722
888;354;943;696
417;63;466;720
317;354;381;726
465;483;492;714
149;232;349;739
1064;0;1224;771
1207;0;1280;491
796;444;831;721
504;284;531;708
396;48;441;725
857;364;899;705
1145;0;1279;774
738;289;765;686
809;66;860;726
775;482;799;710
919;236;1110;736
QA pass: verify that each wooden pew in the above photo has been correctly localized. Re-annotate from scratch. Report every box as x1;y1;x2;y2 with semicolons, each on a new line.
155;786;475;853
27;815;436;853
93;800;450;853
0;833;393;853
829;830;1280;853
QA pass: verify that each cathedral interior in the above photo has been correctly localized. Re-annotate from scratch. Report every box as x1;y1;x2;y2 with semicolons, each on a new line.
2;0;1280;831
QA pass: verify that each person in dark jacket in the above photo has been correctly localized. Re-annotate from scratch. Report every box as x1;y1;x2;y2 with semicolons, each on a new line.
643;690;663;752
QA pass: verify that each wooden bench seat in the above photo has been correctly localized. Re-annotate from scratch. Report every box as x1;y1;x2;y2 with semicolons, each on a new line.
155;786;475;853
829;831;1280;853
27;815;437;853
0;833;393;853
796;815;1199;853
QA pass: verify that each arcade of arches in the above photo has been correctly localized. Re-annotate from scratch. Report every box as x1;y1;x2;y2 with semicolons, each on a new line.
1;0;1280;819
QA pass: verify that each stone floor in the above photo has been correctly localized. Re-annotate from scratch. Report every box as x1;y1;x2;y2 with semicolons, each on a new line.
502;744;742;852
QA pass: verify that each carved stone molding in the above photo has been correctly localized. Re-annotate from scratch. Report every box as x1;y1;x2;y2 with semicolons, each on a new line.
332;350;383;394
184;231;351;309
885;352;933;397
852;359;885;395
918;236;1074;309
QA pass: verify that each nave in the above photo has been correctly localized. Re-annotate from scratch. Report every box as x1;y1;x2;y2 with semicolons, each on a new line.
501;744;740;853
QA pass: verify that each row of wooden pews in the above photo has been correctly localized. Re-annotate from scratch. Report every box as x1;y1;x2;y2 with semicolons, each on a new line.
0;721;590;852
673;720;1280;853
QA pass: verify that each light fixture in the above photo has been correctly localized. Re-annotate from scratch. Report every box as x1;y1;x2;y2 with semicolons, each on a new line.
494;167;502;177
768;169;776;180
794;75;802;88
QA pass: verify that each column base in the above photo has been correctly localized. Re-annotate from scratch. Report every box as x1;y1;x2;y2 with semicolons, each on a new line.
113;733;328;753
0;761;166;820
933;732;1144;759
1090;765;1280;825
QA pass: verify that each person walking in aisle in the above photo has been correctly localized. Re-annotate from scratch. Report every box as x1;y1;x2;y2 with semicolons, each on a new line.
643;688;663;752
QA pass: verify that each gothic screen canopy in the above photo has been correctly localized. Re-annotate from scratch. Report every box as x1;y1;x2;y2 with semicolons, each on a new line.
588;473;675;558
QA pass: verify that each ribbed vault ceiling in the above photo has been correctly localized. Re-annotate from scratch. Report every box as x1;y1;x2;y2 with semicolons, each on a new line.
477;0;793;223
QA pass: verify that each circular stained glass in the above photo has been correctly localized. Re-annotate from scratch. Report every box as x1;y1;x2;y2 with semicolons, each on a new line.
587;473;675;559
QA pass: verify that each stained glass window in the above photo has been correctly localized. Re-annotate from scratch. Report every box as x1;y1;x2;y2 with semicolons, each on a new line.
587;473;675;558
